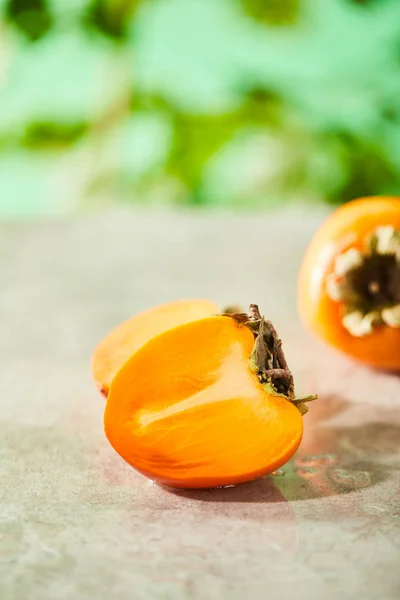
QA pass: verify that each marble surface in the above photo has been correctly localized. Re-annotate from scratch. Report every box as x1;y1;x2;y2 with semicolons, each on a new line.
1;208;400;600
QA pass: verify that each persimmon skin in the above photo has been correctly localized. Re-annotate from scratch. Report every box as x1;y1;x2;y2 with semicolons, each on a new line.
298;196;400;371
104;316;303;489
92;299;218;397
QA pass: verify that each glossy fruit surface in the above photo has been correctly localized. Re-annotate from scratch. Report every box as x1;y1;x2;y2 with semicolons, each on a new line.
104;315;304;489
92;299;218;396
298;196;400;370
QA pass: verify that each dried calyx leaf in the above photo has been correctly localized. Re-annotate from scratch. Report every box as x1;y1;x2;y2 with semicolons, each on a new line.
326;226;400;336
222;304;317;415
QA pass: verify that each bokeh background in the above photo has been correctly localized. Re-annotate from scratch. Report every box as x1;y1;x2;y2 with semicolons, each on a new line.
1;0;400;218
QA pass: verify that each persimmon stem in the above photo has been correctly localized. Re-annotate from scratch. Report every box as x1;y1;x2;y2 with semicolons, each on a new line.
223;304;316;415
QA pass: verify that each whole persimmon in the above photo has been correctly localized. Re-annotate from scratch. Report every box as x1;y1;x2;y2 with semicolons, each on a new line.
92;299;218;397
104;305;315;489
298;196;400;371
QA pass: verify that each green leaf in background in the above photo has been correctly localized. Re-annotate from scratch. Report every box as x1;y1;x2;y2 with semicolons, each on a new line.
5;0;53;41
21;121;89;149
162;86;284;205
1;0;400;216
332;131;399;203
238;86;283;129
166;113;242;206
240;0;300;25
84;0;143;40
348;0;389;6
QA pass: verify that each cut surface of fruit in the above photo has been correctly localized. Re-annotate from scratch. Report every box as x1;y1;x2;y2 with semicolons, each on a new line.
92;299;218;396
104;315;304;489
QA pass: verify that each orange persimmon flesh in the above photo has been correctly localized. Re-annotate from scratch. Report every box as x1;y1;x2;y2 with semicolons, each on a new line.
92;299;218;396
298;196;400;371
104;316;303;489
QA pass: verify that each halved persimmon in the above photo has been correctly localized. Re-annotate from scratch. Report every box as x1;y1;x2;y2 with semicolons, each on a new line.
104;305;315;489
298;196;400;371
92;299;218;396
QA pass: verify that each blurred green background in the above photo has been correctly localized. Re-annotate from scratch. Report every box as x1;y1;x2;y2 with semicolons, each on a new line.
1;0;400;218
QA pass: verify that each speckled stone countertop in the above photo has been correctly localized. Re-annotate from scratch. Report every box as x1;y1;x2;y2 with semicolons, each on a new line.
1;208;400;600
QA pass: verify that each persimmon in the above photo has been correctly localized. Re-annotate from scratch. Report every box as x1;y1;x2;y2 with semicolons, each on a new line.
104;305;316;489
92;299;218;396
298;196;400;370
